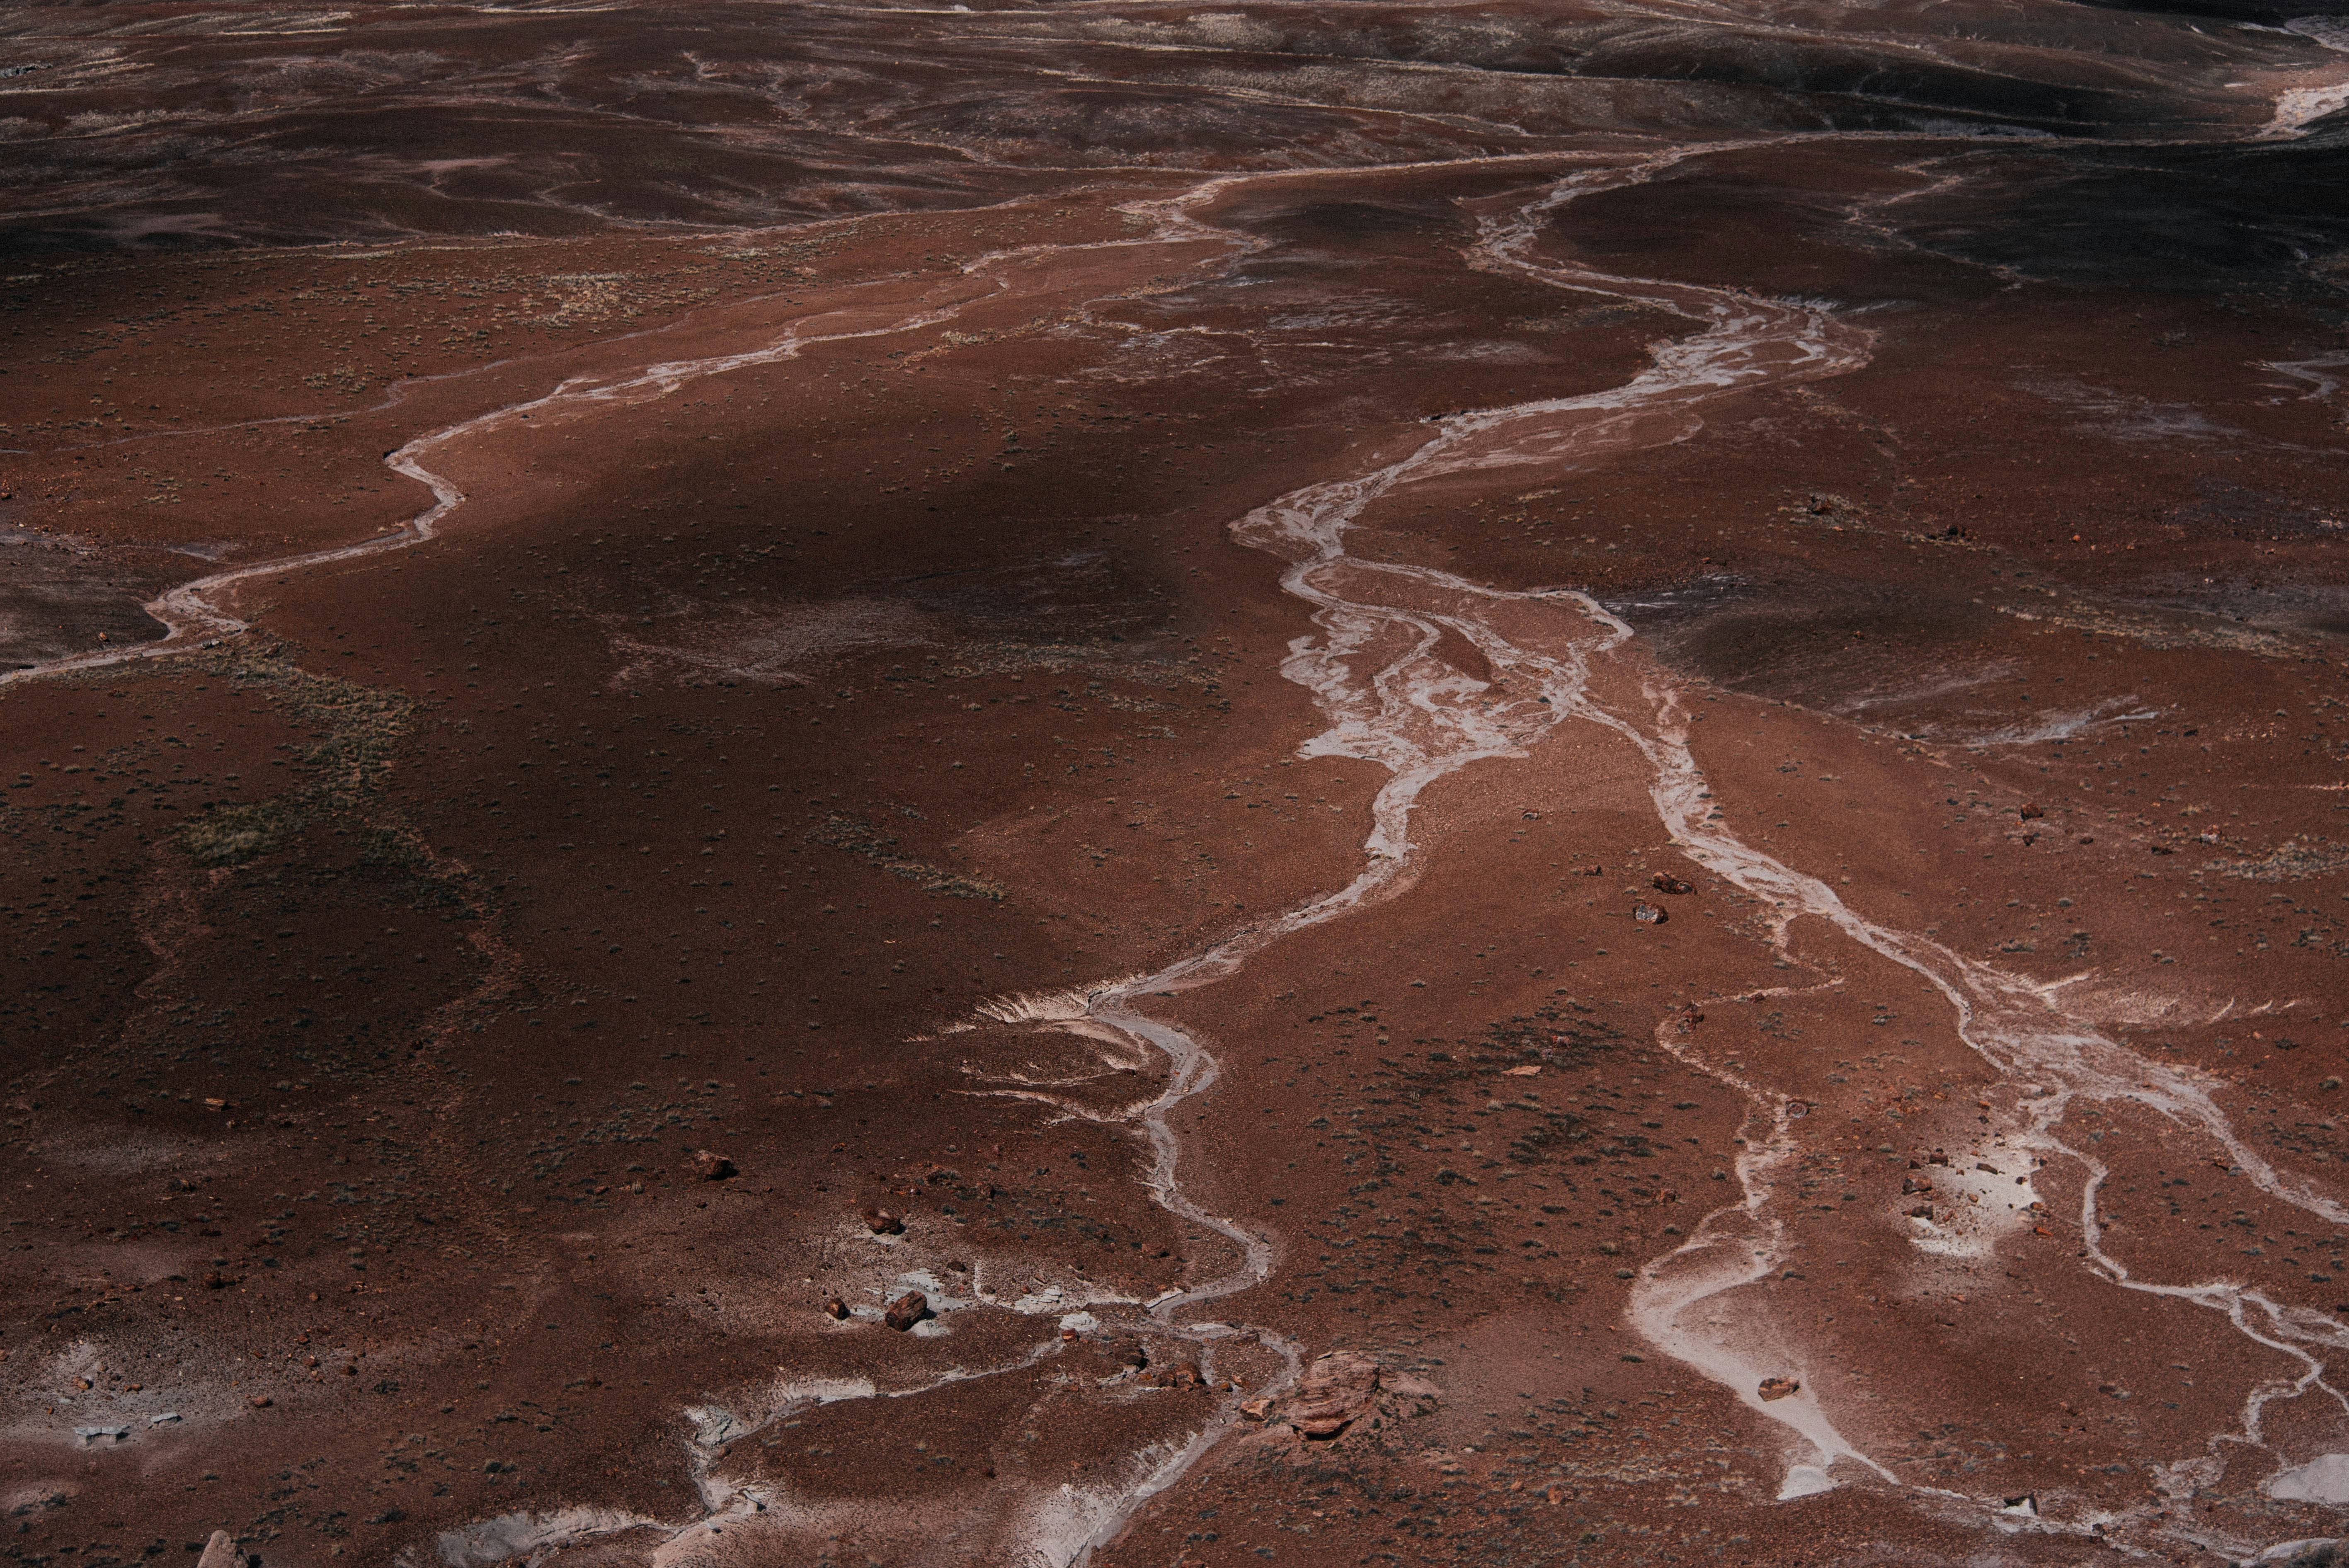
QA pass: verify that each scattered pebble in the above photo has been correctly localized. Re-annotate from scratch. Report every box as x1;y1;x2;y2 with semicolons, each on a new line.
1758;1377;1800;1401
884;1290;928;1331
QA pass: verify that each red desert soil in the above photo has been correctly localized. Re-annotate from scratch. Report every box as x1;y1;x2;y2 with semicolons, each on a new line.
4;4;2349;1566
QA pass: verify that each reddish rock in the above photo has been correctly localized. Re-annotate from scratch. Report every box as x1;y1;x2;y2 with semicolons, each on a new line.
691;1149;737;1181
883;1290;928;1331
1633;903;1668;925
1758;1377;1800;1402
863;1208;904;1236
1283;1351;1380;1438
1651;873;1693;894
823;1295;849;1321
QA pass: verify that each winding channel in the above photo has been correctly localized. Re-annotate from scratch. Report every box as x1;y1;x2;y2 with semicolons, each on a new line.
9;138;2347;1566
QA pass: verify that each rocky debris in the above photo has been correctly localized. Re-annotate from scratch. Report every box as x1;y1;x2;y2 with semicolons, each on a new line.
1633;903;1668;925
1651;873;1693;895
862;1208;904;1236
1501;1063;1541;1077
1576;863;1604;877
1384;1371;1441;1407
2019;803;2045;820
1675;1007;1704;1033
1901;1176;1934;1195
1239;1396;1273;1422
196;1532;245;1568
883;1290;929;1331
823;1295;849;1321
1152;1362;1203;1389
691;1149;737;1181
1927;1149;1950;1166
1907;1203;1934;1220
73;1425;129;1445
1284;1352;1381;1438
1757;1377;1800;1401
246;1394;272;1409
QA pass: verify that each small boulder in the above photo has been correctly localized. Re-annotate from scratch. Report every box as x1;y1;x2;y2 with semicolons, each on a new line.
691;1149;737;1181
884;1290;928;1332
1651;873;1693;895
863;1208;904;1236
1239;1396;1273;1422
2019;803;2044;821
1632;903;1668;925
1152;1363;1203;1389
822;1296;849;1321
1757;1377;1800;1402
196;1532;245;1568
1284;1351;1380;1439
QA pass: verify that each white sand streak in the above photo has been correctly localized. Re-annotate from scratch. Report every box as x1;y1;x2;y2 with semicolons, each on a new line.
1055;149;1888;1558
